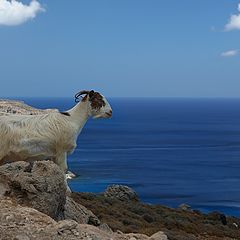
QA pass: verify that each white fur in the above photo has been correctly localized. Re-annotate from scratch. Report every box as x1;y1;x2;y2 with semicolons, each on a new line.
0;93;112;173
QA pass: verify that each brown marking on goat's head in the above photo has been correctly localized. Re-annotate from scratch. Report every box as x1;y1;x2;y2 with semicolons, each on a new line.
88;90;106;110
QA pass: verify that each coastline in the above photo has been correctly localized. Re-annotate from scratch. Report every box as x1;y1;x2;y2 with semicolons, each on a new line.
0;160;240;240
70;189;240;240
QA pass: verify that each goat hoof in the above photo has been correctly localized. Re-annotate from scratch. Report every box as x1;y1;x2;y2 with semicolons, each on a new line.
66;171;77;179
66;185;72;196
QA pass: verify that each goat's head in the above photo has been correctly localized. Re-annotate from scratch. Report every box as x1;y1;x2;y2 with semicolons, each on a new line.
75;90;112;119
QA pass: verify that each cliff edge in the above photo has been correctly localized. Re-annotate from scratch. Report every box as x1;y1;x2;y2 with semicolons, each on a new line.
0;160;167;240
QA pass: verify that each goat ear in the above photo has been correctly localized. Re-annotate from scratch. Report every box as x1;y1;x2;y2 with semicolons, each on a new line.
88;90;95;99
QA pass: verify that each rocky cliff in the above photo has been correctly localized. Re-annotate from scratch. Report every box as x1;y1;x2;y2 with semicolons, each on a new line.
0;160;167;240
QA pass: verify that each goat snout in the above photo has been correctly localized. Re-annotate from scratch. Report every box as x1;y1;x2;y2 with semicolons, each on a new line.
106;110;112;117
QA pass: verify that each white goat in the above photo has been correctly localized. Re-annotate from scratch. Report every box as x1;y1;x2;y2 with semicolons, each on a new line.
0;90;112;174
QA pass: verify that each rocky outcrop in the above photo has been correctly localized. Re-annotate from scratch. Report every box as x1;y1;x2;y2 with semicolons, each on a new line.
1;159;239;240
104;184;139;202
0;99;56;115
0;160;168;239
0;198;168;240
0;160;67;220
0;160;101;225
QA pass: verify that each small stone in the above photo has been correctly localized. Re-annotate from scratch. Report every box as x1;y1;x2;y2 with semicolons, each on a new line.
233;222;238;228
6;214;15;222
88;215;101;226
73;231;80;236
178;203;192;211
56;220;78;234
99;223;113;234
14;234;30;240
150;231;168;240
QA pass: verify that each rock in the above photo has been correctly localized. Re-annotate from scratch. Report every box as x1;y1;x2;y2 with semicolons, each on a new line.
0;161;67;220
14;234;31;240
0;198;57;240
1;198;157;240
150;231;168;240
125;233;149;240
0;160;102;227
55;219;79;235
104;185;139;202
178;203;192;212
0;99;57;116
98;223;113;234
207;211;227;225
126;232;167;240
64;196;100;226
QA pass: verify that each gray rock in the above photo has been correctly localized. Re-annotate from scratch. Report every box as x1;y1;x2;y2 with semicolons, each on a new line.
104;185;139;202
178;204;192;212
0;161;67;220
207;211;227;225
150;231;168;240
13;234;30;240
0;199;163;240
64;196;100;226
98;223;113;234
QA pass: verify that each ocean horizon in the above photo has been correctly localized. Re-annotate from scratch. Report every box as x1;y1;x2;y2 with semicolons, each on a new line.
13;97;240;217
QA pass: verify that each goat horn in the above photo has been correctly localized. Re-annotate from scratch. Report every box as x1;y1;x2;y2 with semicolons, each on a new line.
75;90;89;103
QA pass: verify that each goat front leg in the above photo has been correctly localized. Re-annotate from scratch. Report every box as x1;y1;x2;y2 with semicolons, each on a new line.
56;152;68;173
55;153;71;193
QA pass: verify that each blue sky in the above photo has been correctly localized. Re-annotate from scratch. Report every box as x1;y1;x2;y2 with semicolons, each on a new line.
0;0;239;97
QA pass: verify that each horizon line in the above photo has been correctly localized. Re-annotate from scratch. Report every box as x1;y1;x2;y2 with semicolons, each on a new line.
3;96;240;99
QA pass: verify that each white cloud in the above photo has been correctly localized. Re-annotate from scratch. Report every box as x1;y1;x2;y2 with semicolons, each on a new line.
221;49;239;57
225;3;240;31
0;0;44;26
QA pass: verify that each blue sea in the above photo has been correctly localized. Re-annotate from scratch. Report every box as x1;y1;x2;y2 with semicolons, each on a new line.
19;97;240;217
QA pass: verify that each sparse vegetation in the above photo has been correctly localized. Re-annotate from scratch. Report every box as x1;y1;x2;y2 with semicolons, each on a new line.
71;192;240;240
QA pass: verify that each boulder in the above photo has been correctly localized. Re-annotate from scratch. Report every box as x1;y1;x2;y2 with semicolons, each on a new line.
64;196;100;226
0;160;67;220
0;160;102;226
104;185;139;202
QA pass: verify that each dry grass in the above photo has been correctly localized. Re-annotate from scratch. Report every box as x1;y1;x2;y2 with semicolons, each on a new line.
71;192;240;240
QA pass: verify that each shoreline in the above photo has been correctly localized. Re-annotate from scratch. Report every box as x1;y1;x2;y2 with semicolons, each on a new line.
70;188;240;240
1;160;240;240
69;178;240;219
